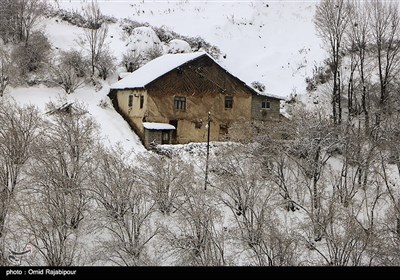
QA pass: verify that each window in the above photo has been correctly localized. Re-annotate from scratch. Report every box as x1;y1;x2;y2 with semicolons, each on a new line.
174;96;186;111
140;95;144;109
262;100;271;109
225;96;233;109
128;95;133;107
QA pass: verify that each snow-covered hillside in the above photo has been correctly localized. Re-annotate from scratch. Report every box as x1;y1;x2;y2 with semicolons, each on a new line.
8;0;325;153
9;84;146;153
5;1;400;267
52;0;325;98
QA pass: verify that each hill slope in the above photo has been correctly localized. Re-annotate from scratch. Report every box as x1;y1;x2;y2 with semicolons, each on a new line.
54;0;325;97
8;0;325;152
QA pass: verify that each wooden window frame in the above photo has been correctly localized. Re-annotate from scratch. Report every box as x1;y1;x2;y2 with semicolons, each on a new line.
225;96;233;109
174;96;186;111
140;95;144;109
128;95;133;108
261;100;271;109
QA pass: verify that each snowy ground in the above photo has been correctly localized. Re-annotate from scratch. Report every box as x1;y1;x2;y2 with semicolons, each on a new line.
8;84;146;153
5;1;400;266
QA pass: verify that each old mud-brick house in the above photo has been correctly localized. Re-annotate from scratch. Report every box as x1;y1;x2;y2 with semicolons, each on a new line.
108;51;285;148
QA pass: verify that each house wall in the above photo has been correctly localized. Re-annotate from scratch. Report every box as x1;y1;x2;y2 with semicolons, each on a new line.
251;95;281;121
116;89;148;136
112;55;283;146
144;55;253;144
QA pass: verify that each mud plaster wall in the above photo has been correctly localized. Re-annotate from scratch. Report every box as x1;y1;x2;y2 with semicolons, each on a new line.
251;95;281;121
116;89;148;134
145;55;253;144
144;129;160;147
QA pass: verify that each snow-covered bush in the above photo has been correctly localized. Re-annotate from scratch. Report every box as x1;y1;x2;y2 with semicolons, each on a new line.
98;97;111;109
11;31;52;76
46;7;117;28
95;49;116;80
120;18;221;59
49;50;89;94
127;26;163;54
145;46;163;61
166;39;192;54
251;81;266;92
59;49;90;78
120;18;147;36
121;50;143;72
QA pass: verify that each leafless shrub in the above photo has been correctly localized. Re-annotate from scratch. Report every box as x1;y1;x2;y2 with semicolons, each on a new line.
136;154;192;215
162;182;227;266
90;145;159;266
16;100;99;265
49;50;89;94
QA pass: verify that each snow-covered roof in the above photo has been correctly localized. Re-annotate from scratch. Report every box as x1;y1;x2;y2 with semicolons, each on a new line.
253;90;286;100
118;72;132;79
111;52;207;90
110;51;283;100
143;122;176;130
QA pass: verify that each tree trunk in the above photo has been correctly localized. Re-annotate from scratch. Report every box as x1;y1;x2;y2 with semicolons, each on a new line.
313;140;322;210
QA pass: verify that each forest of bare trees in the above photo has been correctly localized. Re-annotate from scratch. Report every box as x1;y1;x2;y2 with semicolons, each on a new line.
314;0;400;127
0;93;398;266
1;0;400;267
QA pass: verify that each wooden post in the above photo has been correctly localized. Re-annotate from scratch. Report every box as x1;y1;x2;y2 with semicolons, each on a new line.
205;112;211;190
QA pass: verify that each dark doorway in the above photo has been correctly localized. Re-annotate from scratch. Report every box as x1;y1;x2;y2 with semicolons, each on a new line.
169;120;178;144
162;131;170;144
219;124;229;141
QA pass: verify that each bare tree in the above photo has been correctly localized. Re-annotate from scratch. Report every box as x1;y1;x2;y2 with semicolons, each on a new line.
346;0;372;131
368;0;400;111
253;121;303;212
95;49;116;80
289;109;337;211
50;50;89;94
301;194;378;266
136;154;191;215
162;181;227;266
16;101;99;266
90;145;159;266
0;0;48;44
0;48;10;97
315;0;351;124
79;0;109;77
0;101;41;264
11;31;52;76
210;145;299;266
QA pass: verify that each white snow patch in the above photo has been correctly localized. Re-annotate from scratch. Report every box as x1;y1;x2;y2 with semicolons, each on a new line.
8;84;146;154
143;122;176;130
126;26;162;54
166;39;192;54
